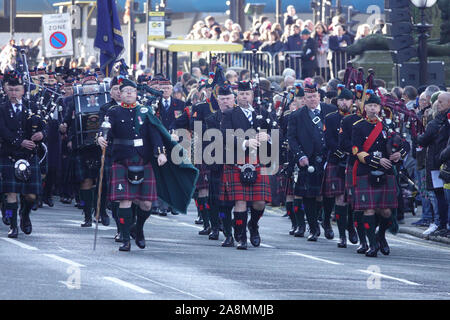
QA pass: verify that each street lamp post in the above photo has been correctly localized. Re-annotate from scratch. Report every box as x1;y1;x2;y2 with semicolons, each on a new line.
410;0;437;86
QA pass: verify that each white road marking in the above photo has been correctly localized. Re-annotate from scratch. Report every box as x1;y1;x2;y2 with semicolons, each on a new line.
43;254;86;268
1;238;39;251
152;216;170;221
111;265;204;300
260;243;275;248
103;277;153;294
358;269;421;286
178;222;203;230
287;251;342;265
63;220;117;231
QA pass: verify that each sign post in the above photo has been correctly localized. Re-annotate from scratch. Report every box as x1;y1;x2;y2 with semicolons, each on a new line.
148;11;165;41
42;13;74;58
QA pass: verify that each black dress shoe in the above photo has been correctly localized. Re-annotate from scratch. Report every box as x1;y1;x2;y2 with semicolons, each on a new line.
356;242;369;254
289;226;296;235
321;222;334;240
81;214;92;227
8;227;18;238
294;225;305;237
43;197;54;207
119;241;131;251
248;224;261;247
100;213;110;226
158;210;167;217
365;245;378;257
337;237;347;248
114;232;123;243
32;202;38;211
221;236;234;247
38;199;43;208
307;233;318;242
282;213;288;217
129;223;137;239
208;229;219;240
198;227;211;235
20;214;32;235
237;238;247;250
135;228;146;249
170;209;179;215
2;215;10;226
194;217;203;224
348;227;358;244
377;233;390;256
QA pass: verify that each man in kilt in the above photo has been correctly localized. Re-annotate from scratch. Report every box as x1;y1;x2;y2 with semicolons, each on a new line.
0;73;47;238
338;90;368;253
97;76;122;239
98;79;168;251
351;91;408;257
220;81;274;250
323;85;358;247
204;84;236;246
60;74;102;228
287;83;336;241
279;84;304;236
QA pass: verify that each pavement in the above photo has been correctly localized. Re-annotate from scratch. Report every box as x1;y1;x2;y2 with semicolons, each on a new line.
0;201;449;300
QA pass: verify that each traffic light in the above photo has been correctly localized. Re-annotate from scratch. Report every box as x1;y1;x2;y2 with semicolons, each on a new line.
385;0;416;64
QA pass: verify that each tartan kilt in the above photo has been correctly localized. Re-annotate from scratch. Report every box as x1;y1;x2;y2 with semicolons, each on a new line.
73;150;100;183
0;155;42;195
279;173;294;196
100;154;113;195
353;174;398;210
344;165;355;207
294;166;324;198
195;164;210;190
109;158;157;202
322;162;345;197
219;165;272;203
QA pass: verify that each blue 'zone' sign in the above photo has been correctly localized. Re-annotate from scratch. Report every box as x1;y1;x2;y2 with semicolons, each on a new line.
49;31;67;49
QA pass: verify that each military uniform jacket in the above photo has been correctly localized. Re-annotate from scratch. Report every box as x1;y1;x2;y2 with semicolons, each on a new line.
324;110;348;164
338;113;361;166
221;105;273;164
351;118;407;176
287;103;337;164
105;104;164;163
0;99;47;159
98;99;119;157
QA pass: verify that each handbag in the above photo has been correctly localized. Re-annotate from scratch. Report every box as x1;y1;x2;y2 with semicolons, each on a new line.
238;164;258;185
369;170;386;188
127;165;145;185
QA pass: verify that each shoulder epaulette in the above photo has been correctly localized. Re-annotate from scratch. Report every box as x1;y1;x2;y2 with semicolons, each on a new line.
325;110;338;118
353;118;364;126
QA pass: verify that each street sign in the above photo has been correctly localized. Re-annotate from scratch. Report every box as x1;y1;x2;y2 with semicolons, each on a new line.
42;13;74;58
148;11;165;41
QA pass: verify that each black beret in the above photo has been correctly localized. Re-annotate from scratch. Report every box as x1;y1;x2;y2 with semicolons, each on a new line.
110;76;121;87
119;78;137;91
337;87;353;100
218;85;234;96
294;84;304;97
325;90;337;99
304;82;317;93
237;80;252;91
364;90;381;105
6;72;24;86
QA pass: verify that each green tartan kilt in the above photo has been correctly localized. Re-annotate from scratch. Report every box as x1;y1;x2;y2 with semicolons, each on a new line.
73;149;100;183
0;155;42;195
353;174;399;210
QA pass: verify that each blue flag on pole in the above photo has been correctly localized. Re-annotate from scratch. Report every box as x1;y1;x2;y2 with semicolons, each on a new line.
94;0;124;77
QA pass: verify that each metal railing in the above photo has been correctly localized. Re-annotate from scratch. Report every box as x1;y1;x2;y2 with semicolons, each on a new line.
212;51;275;77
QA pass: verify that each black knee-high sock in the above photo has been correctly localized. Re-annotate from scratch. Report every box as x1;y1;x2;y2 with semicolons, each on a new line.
378;215;392;238
286;202;296;228
136;207;151;235
234;211;248;240
354;211;367;244
79;189;93;217
220;206;233;237
22;199;34;218
293;198;305;228
335;205;348;238
316;199;324;221
249;207;264;228
5;202;18;228
197;197;210;229
347;205;354;231
118;207;133;242
323;197;335;226
363;215;377;247
303;197;318;234
195;197;201;219
111;202;120;232
209;204;220;230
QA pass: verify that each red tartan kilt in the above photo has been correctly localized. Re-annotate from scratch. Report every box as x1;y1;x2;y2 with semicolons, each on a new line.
322;162;345;197
279;173;294;196
109;159;157;202
219;165;272;202
353;174;398;210
195;164;210;190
